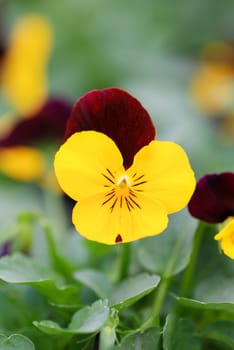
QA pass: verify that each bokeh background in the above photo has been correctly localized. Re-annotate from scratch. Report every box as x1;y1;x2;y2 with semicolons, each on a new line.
0;0;233;235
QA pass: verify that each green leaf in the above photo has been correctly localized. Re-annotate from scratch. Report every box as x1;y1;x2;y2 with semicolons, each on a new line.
0;253;50;283
0;253;79;305
162;313;202;350
116;327;161;349
174;296;234;314
0;334;35;350
202;321;234;349
195;274;234;304
33;320;68;335
137;210;196;278
0;283;48;332
34;299;109;335
74;269;113;298
109;273;160;310
69;299;109;333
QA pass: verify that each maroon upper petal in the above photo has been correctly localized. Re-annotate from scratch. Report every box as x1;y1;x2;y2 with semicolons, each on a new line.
188;172;234;223
0;97;73;147
65;88;156;169
0;42;6;62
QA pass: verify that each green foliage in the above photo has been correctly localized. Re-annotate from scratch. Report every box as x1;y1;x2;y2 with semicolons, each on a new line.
137;210;196;278
202;321;234;349
115;327;161;350
74;269;113;299
34;300;109;335
162;314;202;350
0;334;35;350
0;253;79;305
108;273;160;309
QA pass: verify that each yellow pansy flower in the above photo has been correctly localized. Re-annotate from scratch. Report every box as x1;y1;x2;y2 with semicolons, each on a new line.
54;88;195;245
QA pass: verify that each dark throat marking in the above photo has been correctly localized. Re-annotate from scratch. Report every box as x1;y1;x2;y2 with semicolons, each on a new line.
101;171;146;212
115;234;123;243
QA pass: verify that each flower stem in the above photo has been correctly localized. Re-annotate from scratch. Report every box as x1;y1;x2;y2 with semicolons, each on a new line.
39;215;73;276
117;242;131;282
140;221;190;330
179;221;204;298
140;277;170;331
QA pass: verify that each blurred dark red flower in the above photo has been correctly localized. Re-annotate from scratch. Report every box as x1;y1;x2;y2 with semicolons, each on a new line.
0;97;72;147
188;172;234;223
65;88;156;169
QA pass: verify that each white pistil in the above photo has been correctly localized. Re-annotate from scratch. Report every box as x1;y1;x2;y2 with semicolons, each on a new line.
117;174;130;188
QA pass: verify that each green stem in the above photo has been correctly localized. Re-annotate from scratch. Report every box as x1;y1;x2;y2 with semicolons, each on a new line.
39;215;73;276
179;221;204;298
117;242;131;282
140;220;190;330
141;277;170;331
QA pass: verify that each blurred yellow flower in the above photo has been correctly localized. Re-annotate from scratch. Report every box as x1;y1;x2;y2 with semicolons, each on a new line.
191;42;234;113
0;145;44;181
54;131;195;245
191;63;234;115
1;14;53;117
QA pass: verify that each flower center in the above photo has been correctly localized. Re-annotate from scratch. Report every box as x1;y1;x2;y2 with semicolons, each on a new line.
101;168;147;213
117;174;130;188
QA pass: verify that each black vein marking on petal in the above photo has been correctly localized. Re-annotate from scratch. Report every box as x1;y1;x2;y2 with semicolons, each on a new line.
104;184;111;187
132;181;147;187
102;194;115;206
134;189;143;192
110;197;118;212
134;174;145;182
105;189;115;197
128;195;141;209
125;197;134;211
129;189;137;197
106;168;115;179
120;195;123;208
102;173;115;184
132;172;137;178
115;234;122;243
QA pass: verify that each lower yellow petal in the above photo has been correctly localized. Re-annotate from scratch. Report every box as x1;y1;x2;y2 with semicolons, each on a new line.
54;131;124;201
127;140;195;214
0;146;44;181
72;193;168;245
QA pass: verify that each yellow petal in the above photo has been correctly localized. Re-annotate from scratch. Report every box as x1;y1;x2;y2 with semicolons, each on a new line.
1;14;53;116
127;140;196;214
72;193;168;245
214;219;234;259
0;146;44;181
54;131;124;201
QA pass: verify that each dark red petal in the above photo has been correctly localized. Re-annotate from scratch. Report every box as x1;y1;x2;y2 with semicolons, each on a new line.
0;97;72;147
0;9;6;63
0;42;6;62
188;172;234;223
0;242;11;257
65;88;156;169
